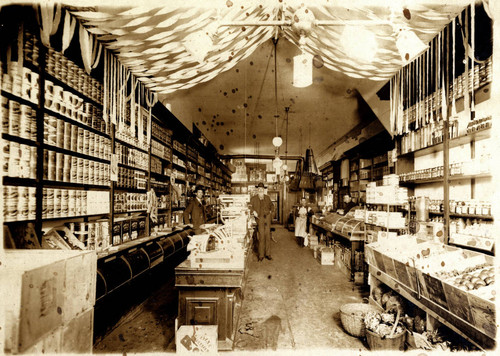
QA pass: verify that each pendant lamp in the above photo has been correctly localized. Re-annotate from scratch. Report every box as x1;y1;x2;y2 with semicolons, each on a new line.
293;52;313;88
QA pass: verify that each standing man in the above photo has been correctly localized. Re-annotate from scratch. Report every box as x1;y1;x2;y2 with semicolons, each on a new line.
250;182;275;261
183;186;207;234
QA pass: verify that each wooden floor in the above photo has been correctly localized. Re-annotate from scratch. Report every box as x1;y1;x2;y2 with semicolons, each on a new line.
94;225;369;353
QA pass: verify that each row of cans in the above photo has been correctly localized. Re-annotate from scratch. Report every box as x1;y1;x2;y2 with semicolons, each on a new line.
151;139;172;160
151;120;172;144
117;166;146;190
2;141;37;179
46;47;103;105
43;114;111;160
1;65;40;105
24;30;40;67
3;186;36;221
115;129;149;152
1;96;37;141
114;192;148;213
115;142;149;170
68;220;110;252
43;150;111;186
42;188;88;219
112;217;146;246
44;82;109;135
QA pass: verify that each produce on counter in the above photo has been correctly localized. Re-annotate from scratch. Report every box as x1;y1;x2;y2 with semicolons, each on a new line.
450;266;495;291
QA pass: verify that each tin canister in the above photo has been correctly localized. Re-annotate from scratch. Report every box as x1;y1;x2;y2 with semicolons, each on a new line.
29;146;37;179
88;160;95;185
28;187;36;219
68;189;76;216
81;191;87;215
83;159;89;182
56;119;64;147
46;188;54;218
47;149;55;180
6;186;19;221
61;189;69;216
42;188;47;218
29;110;37;141
46;115;57;146
1;96;9;134
17;186;29;220
83;129;89;155
77;127;84;152
63;122;71;150
88;132;95;157
63;154;71;182
70;124;78;151
77;157;83;183
19;105;31;139
8;100;20;136
55;152;63;181
70;156;78;182
2;140;9;176
87;222;96;250
75;190;82;216
53;188;61;217
8;141;20;177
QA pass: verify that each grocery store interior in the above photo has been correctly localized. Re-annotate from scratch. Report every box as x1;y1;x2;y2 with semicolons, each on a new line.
1;0;498;354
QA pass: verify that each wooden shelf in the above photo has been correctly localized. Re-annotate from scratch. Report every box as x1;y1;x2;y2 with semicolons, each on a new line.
399;128;492;158
1;89;38;109
3;176;36;187
44;180;110;190
41;213;109;222
114;137;148;154
429;211;493;220
2;133;37;147
151;152;171;162
114;187;147;193
400;173;491;185
45;144;110;164
118;162;148;172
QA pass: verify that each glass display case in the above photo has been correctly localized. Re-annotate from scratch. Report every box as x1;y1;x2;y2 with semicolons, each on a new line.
315;212;365;241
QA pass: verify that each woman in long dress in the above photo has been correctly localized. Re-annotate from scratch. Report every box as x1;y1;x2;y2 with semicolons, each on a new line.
295;198;309;247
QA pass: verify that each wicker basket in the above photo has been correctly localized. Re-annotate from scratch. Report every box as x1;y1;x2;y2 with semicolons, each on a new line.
366;328;406;350
340;303;380;338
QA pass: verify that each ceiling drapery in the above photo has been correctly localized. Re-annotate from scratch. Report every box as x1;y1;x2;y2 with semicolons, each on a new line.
69;0;469;94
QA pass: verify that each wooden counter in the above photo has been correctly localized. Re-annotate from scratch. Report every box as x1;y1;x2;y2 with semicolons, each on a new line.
175;241;252;351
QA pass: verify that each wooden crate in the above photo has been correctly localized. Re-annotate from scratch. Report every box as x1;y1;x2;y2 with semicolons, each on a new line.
317;247;334;265
4;250;96;354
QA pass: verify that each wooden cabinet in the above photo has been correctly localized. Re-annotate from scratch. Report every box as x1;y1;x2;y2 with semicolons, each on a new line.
175;264;244;350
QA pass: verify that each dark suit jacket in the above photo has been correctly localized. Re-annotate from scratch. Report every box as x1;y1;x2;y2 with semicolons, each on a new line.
183;198;207;230
250;194;274;230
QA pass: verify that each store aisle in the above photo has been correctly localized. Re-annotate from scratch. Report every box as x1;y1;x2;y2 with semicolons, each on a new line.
234;225;369;352
94;226;369;353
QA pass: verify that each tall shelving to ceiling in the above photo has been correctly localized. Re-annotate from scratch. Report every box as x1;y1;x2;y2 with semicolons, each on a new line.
2;5;232;253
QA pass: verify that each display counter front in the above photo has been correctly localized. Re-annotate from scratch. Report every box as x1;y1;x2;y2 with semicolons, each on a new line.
311;213;365;281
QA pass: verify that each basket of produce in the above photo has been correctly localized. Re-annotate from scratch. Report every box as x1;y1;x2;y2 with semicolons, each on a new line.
364;311;406;350
340;303;381;338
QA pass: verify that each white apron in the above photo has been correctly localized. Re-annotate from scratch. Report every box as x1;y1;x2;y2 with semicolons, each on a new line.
294;206;308;239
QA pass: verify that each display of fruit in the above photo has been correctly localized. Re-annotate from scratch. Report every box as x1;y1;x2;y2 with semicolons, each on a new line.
413;315;426;333
451;267;495;291
364;311;405;337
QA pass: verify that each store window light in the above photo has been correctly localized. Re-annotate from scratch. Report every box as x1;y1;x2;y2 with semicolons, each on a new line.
340;25;377;63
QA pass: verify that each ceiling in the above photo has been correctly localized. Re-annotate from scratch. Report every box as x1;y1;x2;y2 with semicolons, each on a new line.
66;0;469;161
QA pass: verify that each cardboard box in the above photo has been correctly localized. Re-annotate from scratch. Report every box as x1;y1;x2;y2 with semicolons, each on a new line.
3;250;96;354
317;247;334;265
176;325;218;354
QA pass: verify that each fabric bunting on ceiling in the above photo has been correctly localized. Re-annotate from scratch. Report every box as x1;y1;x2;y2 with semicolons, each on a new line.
68;0;469;94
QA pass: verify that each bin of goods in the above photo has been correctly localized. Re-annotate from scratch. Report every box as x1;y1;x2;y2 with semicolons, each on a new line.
365;235;496;340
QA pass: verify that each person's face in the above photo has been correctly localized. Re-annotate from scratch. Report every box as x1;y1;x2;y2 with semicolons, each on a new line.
301;198;306;206
343;195;351;203
196;190;204;199
257;187;265;198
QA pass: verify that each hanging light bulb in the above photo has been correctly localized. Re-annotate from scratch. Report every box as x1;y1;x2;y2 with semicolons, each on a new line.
273;157;282;169
293;51;313;88
272;136;283;148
